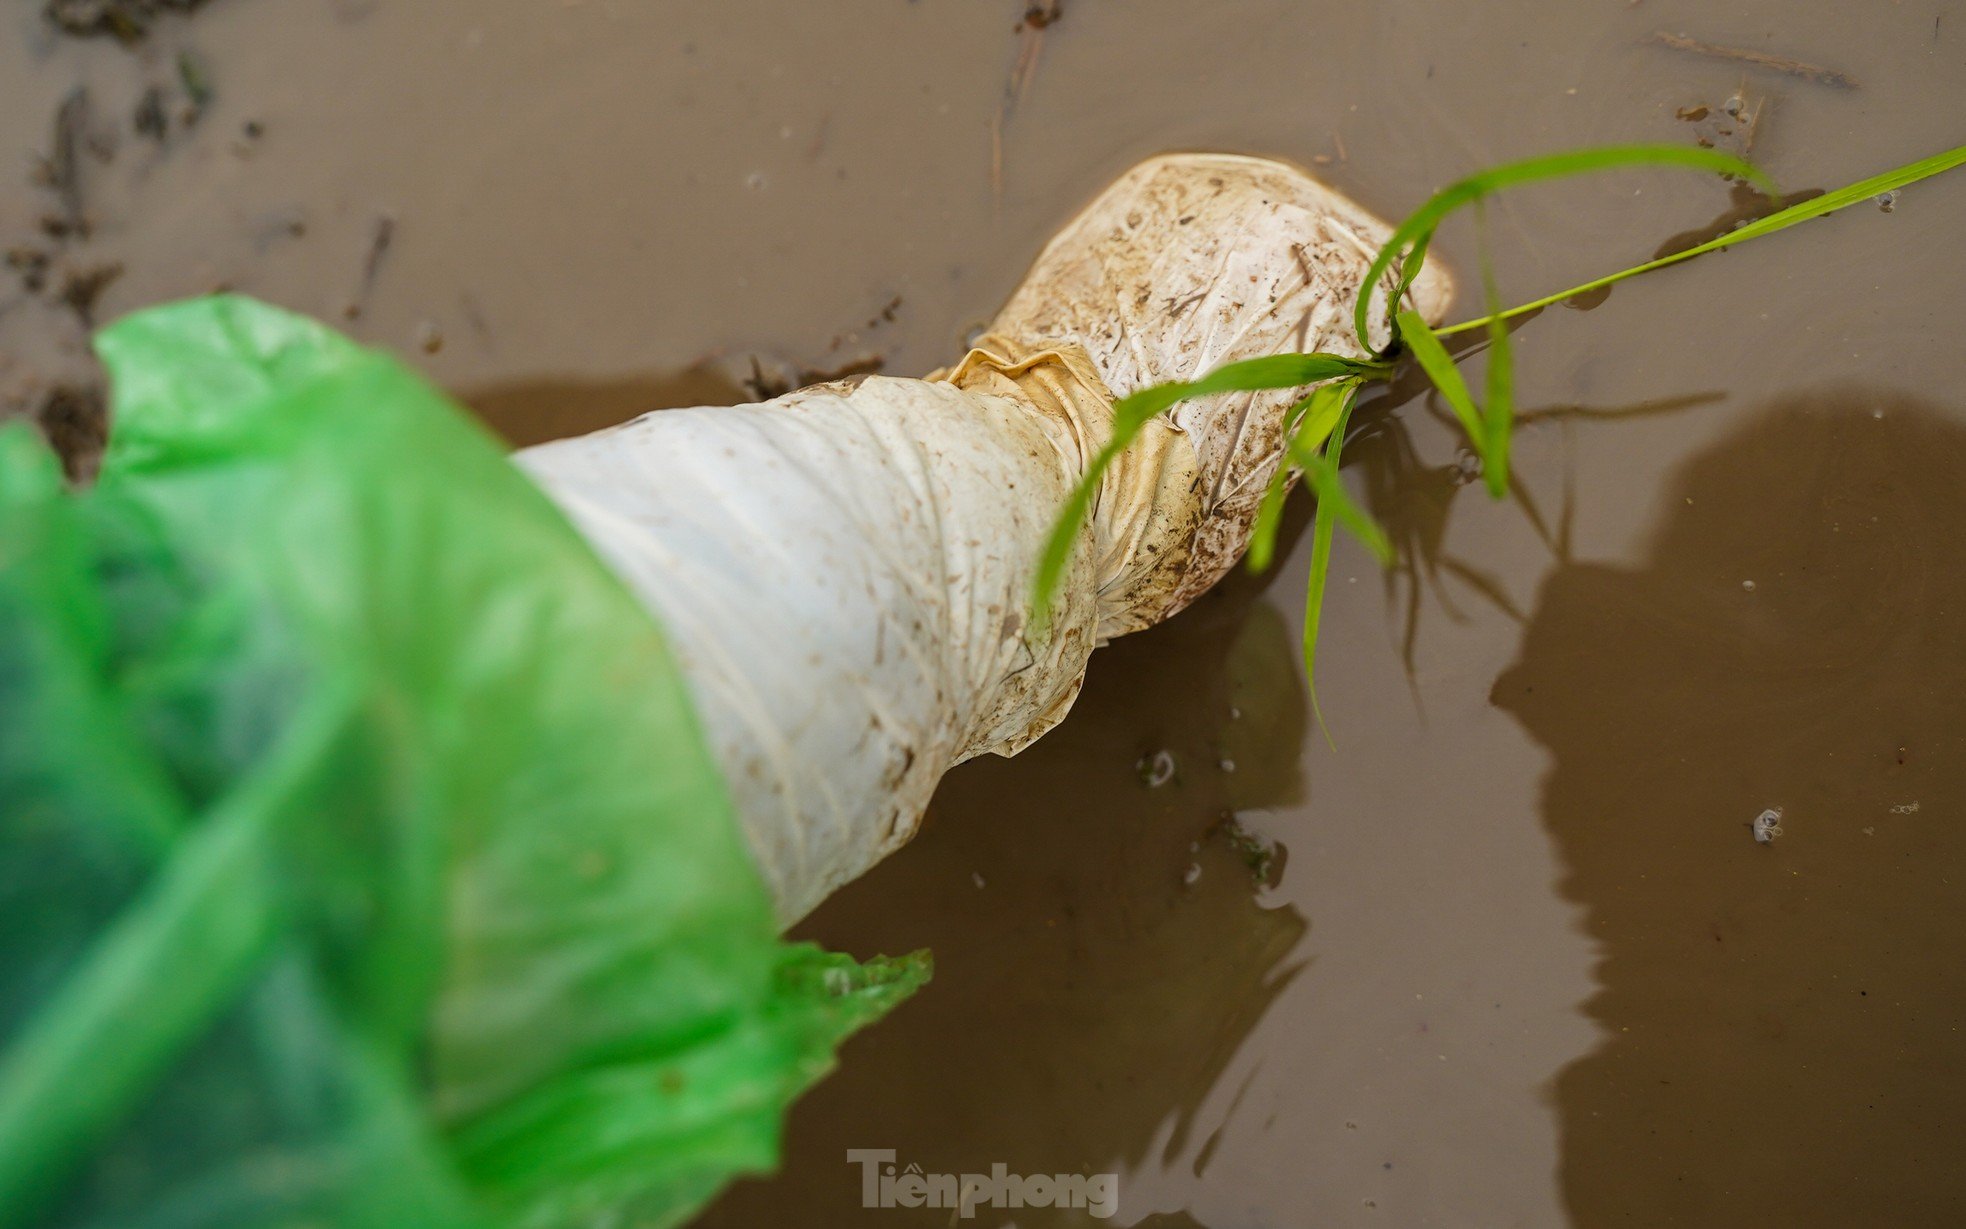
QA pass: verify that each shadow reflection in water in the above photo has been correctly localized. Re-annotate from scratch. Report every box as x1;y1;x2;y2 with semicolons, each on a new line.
698;554;1314;1227
1493;392;1966;1226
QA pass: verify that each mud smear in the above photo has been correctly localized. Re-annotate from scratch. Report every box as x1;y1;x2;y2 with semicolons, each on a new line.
1495;395;1966;1226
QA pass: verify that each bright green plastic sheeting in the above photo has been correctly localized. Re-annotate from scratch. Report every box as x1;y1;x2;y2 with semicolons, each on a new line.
0;295;928;1229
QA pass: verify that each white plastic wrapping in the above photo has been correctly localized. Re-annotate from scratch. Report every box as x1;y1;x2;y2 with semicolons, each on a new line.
517;154;1451;924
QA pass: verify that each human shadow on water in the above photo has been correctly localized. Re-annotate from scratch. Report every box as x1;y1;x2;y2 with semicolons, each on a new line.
1492;392;1966;1227
696;528;1314;1228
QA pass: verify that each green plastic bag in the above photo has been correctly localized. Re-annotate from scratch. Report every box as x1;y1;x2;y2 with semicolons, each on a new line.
0;296;928;1229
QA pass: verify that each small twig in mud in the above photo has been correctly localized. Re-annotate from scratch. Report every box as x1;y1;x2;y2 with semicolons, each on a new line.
346;214;395;318
994;0;1066;200
1736;91;1766;155
1646;30;1859;89
43;88;93;238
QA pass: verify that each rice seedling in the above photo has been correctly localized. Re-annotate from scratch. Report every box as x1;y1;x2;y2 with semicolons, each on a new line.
1033;140;1966;721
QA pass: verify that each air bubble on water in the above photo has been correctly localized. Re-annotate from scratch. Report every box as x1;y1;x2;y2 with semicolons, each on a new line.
1741;579;1756;592
1876;190;1900;213
744;170;768;190
1138;749;1177;788
971;872;987;889
1752;808;1784;844
1219;758;1237;774
1183;862;1203;886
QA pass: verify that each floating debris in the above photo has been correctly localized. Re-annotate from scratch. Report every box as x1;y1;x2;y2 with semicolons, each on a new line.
344;213;396;319
177;51;214;122
1646;30;1859;90
45;0;210;43
1752;807;1784;844
1211;813;1284;887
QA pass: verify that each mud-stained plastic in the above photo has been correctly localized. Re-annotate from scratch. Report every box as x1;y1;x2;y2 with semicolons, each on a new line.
518;153;1453;924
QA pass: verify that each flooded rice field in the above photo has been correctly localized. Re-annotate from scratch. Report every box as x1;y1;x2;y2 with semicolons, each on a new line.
5;0;1964;1224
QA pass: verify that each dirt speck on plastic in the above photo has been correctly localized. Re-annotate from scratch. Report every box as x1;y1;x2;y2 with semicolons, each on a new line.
3;0;1964;1224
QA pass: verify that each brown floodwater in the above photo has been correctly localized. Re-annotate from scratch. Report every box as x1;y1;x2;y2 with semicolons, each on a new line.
4;0;1963;1225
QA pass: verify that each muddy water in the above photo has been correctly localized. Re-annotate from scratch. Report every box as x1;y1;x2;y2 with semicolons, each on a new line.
5;0;1965;1225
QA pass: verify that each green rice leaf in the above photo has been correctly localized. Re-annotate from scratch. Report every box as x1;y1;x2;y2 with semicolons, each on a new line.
1246;378;1362;574
1396;308;1488;453
1291;438;1392;567
1030;351;1387;626
1437;142;1966;337
1291;398;1383;741
1356;144;1769;348
1245;440;1297;576
1476;208;1513;499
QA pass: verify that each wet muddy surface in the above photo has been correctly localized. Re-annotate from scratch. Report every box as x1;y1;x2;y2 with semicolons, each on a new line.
5;0;1964;1225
